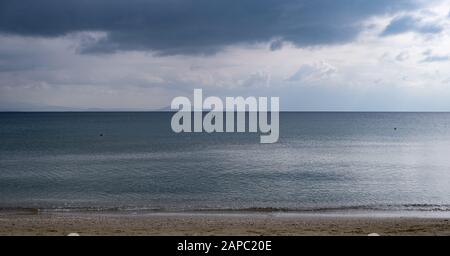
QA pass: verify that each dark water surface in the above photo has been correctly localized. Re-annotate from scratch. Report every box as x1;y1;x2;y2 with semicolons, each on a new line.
1;112;449;215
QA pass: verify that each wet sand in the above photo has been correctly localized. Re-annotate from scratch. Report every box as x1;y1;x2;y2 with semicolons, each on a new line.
0;211;449;236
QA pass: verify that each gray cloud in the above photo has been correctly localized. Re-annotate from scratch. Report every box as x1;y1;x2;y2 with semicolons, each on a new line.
382;15;443;36
287;62;337;83
0;0;422;55
269;39;284;51
420;49;450;62
395;51;409;62
422;55;450;62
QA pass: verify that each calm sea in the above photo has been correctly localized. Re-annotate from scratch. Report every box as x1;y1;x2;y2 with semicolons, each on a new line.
1;112;450;216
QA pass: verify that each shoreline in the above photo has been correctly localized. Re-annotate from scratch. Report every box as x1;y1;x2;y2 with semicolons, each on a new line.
0;211;449;236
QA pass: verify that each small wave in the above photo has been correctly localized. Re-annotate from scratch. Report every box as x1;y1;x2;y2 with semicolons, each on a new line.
1;204;450;214
188;204;450;213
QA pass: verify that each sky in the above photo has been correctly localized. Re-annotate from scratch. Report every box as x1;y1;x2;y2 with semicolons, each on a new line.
1;0;450;111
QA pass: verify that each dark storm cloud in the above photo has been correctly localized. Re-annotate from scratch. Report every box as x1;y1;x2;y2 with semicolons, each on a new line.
0;0;422;55
381;15;443;36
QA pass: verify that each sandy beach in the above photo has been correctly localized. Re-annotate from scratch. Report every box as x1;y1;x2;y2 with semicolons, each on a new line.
0;211;449;236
